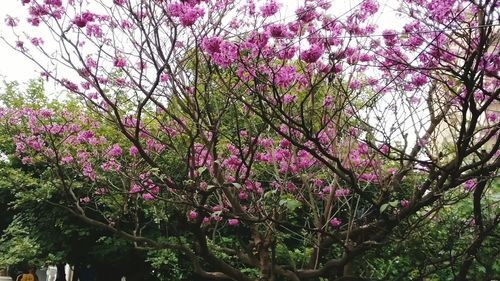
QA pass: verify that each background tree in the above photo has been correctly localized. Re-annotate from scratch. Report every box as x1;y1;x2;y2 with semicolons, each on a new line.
0;81;178;281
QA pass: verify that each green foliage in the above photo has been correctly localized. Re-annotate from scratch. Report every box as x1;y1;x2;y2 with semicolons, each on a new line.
0;218;41;266
358;191;500;280
0;81;167;279
1;80;46;109
146;249;183;280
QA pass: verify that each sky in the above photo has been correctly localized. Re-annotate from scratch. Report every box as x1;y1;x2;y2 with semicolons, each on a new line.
0;0;403;88
0;1;40;83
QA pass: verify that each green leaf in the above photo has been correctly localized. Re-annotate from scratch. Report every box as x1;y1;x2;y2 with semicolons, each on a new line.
279;198;302;212
264;190;276;198
197;166;207;175
380;203;389;213
286;199;302;211
389;200;399;208
150;168;160;175
232;182;242;189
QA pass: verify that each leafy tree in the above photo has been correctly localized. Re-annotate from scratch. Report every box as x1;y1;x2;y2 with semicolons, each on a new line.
0;81;171;280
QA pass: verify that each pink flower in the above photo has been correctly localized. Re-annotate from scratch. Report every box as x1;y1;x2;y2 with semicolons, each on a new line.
15;41;26;52
179;6;204;26
45;0;62;6
312;178;323;187
198;181;208;190
148;185;159;194
202;217;210;224
349;80;361;90
322;186;331;194
238;191;248;200
86;24;103;38
80;197;91;204
129;146;138;157
275;66;297;88
188;210;198;220
357;143;369;154
94;188;107;195
358;173;378;183
358;0;379;21
400;199;410;208
114;58;126;68
379;144;389;155
62;79;79;92
73;16;88;28
201;37;222;55
278;138;290;148
486;112;497;122
463;179;476;191
329;218;341;227
167;3;204;27
61;156;74;164
107;144;122;157
277;45;297;60
101;160;121;172
282;94;297;104
201;37;237;67
286;182;296;191
417;137;428;147
267;24;289;38
5;16;19;27
479;54;499;77
129;184;141;194
296;6;317;23
167;3;184;17
300;44;324;63
26;135;44;151
382;30;398;46
160;73;169;82
142;193;154;200
323;96;333;107
335;188;350;197
21;157;33;165
228;219;239;226
411;74;428;87
260;0;280;17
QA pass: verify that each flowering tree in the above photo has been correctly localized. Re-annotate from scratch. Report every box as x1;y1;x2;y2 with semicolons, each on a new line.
1;0;499;280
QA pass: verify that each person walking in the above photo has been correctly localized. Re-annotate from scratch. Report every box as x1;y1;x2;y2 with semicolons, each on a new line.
45;266;56;281
15;267;38;281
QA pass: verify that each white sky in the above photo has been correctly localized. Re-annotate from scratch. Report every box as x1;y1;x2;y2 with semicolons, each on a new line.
0;0;403;87
0;1;40;83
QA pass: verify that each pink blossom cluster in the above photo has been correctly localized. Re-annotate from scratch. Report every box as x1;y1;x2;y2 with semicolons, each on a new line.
260;0;280;17
167;2;205;27
73;11;96;28
201;37;238;68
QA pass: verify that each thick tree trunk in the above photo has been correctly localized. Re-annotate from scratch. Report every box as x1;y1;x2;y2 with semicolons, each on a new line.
343;262;353;277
